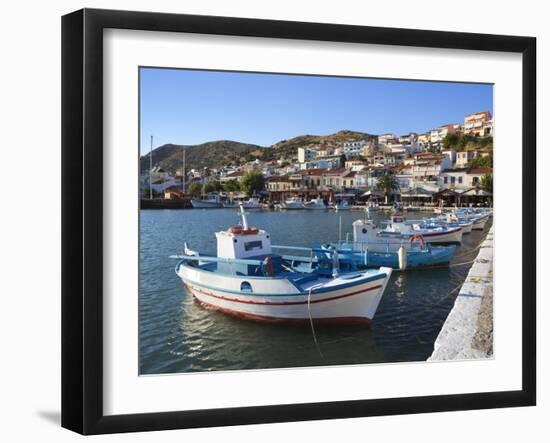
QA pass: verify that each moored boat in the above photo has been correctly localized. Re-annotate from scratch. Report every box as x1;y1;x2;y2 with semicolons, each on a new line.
173;207;393;325
281;197;304;210
361;214;463;244
191;195;222;208
334;200;351;211
303;198;327;210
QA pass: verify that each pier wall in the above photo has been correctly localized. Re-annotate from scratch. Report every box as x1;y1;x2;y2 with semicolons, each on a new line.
428;226;494;361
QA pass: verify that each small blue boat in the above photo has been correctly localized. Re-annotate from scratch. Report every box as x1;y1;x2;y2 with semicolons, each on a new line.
328;243;456;270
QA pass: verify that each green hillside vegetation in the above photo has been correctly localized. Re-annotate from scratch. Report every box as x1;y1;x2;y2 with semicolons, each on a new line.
442;134;493;152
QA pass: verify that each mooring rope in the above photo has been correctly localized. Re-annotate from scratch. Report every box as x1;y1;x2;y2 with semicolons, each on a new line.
307;285;325;360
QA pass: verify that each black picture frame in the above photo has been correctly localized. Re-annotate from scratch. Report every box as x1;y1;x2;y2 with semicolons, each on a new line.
61;8;536;435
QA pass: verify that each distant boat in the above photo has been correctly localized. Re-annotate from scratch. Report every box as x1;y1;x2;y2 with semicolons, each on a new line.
191;195;222;209
334;200;351;211
304;198;326;210
364;214;462;243
172;206;393;325
241;197;263;210
281;197;304;210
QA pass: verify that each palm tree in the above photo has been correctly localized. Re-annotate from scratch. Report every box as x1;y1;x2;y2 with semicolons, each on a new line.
376;172;400;204
480;173;493;193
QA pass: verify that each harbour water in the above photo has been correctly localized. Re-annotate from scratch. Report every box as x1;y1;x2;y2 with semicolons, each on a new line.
139;208;491;374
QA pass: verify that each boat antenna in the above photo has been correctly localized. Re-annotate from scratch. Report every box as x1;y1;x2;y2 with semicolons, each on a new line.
239;204;249;229
149;135;153;200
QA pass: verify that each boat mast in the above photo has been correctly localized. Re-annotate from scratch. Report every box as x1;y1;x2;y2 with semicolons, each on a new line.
182;146;186;194
149;135;153;200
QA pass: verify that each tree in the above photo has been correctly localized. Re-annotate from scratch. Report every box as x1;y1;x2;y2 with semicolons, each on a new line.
467;153;493;169
188;181;202;197
442;134;459;150
202;180;222;194
240;170;266;196
480;173;493;193
223;179;241;192
376;171;400;204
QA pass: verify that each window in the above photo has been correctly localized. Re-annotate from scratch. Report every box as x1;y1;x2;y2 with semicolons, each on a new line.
451;176;456;184
244;241;263;251
240;281;252;292
444;177;448;184
458;176;463;184
473;177;479;185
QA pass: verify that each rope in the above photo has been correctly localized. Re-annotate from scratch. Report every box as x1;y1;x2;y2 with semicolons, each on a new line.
307;285;325;360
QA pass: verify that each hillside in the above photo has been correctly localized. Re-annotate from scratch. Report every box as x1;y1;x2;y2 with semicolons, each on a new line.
140;130;376;173
266;130;376;161
139;140;264;174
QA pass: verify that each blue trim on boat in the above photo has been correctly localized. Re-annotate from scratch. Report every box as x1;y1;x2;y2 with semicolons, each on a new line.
175;260;388;297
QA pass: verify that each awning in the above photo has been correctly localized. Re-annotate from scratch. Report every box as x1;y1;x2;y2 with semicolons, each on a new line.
400;187;434;198
361;190;384;198
461;187;492;196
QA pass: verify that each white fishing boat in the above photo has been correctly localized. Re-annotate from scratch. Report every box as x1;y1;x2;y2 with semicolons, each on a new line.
376;214;463;244
281;197;304;210
334;200;351;211
241;197;263;210
191;195;222;209
304;198;327;210
173;207;393;325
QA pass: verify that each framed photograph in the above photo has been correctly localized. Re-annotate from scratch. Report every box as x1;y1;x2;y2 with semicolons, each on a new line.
62;8;536;435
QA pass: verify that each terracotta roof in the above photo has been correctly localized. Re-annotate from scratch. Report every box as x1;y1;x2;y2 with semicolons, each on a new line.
467;166;493;174
299;168;328;176
225;171;245;177
323;168;347;176
267;175;291;182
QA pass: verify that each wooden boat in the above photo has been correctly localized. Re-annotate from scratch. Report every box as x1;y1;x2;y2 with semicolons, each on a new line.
173;207;393;325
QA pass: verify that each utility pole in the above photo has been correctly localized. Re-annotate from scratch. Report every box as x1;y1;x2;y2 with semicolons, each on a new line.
149;135;153;200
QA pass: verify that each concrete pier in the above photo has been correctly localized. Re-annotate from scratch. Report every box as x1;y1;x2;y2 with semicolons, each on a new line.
428;226;494;361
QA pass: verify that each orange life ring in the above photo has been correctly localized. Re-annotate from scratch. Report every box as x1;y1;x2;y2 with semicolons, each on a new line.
409;234;425;249
228;226;259;235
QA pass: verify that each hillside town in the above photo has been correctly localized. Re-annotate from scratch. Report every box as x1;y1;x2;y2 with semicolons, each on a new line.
142;111;493;208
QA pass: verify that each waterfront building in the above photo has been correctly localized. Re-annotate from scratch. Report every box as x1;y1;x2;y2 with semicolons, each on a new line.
439;166;492;190
297;146;317;163
219;170;246;183
343;140;367;158
345;159;368;171
429;123;460;145
411;153;452;183
463;111;492;137
378;133;397;146
455;147;491;168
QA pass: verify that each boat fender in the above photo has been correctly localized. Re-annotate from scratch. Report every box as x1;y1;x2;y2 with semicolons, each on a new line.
398;245;407;270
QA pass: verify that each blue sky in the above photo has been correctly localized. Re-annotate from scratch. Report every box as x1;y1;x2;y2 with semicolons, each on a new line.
140;68;493;155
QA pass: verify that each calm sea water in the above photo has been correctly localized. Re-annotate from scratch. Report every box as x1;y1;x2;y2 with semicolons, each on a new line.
139;208;490;374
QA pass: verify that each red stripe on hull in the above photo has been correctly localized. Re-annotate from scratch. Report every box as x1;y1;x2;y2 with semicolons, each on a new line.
185;283;382;306
194;297;372;326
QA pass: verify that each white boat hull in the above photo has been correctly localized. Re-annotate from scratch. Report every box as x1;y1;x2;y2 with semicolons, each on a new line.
281;203;304;210
191;199;222;209
379;227;463;244
177;263;392;325
472;217;487;230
